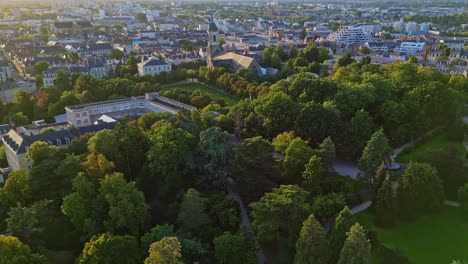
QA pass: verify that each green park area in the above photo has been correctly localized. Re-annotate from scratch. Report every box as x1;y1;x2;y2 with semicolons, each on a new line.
356;208;468;264
161;82;239;106
396;131;465;164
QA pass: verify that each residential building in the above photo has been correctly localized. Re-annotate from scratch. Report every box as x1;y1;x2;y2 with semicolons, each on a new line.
2;91;194;170
327;26;372;46
405;22;418;35
359;24;382;34
65;92;193;127
399;42;425;55
2;122;115;170
440;39;466;50
88;43;114;56
0;60;13;82
137;57;171;77
42;65;89;87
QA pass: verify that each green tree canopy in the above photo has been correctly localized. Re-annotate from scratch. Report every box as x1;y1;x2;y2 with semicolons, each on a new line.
272;131;296;154
250;185;311;262
33;61;49;75
301;155;324;196
358;128;393;184
294;214;329;264
109;49;124;61
230;136;280;203
396;162;445;220
147;121;194;199
213;232;256;264
78;233;140;264
375;175;395;228
98;173;148;235
144;237;182;264
0;235;47;264
330;206;357;263
283;138;316;182
176;188;211;238
337;223;371;264
197;126;234;189
3;169;32;206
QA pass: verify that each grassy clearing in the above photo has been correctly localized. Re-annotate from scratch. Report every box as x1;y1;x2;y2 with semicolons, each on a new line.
356;208;468;264
161;83;239;106
396;132;465;163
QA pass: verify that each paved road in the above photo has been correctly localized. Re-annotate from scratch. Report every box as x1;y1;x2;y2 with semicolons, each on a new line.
331;159;360;179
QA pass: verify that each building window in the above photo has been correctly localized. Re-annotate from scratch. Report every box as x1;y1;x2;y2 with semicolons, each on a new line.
65;137;70;144
56;139;62;146
75;113;80;118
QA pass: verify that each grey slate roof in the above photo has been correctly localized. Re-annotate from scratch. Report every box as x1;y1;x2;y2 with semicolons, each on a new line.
2;122;115;154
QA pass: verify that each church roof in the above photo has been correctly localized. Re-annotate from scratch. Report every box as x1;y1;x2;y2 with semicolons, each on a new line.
209;22;218;32
212;51;256;69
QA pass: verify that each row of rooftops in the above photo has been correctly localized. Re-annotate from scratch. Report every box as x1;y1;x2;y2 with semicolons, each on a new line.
3;122;116;154
2;91;195;155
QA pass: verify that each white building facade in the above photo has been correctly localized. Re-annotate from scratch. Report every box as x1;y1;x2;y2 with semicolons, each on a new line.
137;57;171;77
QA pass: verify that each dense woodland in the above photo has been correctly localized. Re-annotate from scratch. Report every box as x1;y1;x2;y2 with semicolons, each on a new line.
0;44;467;263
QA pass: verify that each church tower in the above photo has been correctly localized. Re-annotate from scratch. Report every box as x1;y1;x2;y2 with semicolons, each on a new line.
207;15;219;47
206;15;220;69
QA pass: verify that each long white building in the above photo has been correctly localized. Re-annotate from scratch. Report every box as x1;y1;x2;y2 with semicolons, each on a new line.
327;26;372;46
399;42;425;55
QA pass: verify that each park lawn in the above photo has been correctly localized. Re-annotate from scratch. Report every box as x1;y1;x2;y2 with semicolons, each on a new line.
161;83;239;106
396;132;465;163
356;208;468;264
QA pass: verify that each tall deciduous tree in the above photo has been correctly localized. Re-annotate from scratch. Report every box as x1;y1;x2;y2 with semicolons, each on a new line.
272;131;296;154
81;153;115;182
147;121;194;198
254;91;298;138
144;237;182;264
13;90;34;120
0;235;47;264
197;126;234;189
294;214;329;264
61;173;103;240
301;155;323;196
213;232;256;264
6;204;40;247
250;185;311;262
33;61;49;75
337;223;371;264
396;162;444;220
330;206;357;263
342;109;376;160
53;69;71;91
176;189;211;237
2;169;32;206
318;136;336;168
358;128;393;184
98;173;148;235
311;193;346;223
283;138;316;182
78;233;140;264
375;176;395;228
230;136;280;203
